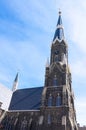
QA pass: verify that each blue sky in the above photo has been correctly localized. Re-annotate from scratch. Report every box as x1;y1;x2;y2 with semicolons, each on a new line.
0;0;86;126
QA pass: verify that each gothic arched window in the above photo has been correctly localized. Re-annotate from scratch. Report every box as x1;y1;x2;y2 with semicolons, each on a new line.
48;114;51;124
48;96;52;107
56;94;61;106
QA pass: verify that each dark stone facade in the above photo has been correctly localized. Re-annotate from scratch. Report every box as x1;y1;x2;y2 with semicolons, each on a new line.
0;109;76;130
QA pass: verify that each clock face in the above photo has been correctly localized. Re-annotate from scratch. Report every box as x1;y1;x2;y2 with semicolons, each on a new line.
54;50;59;55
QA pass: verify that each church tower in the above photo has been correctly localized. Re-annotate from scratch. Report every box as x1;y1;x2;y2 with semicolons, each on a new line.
41;11;78;130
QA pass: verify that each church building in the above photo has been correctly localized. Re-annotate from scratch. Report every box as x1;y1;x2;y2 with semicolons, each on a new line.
0;11;78;130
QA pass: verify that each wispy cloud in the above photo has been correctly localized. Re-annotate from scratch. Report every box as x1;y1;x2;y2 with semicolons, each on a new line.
75;97;86;126
71;60;86;78
0;35;47;88
59;0;86;53
0;0;86;126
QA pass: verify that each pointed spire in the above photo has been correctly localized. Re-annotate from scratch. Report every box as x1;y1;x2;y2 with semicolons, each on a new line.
53;10;64;41
14;72;18;82
12;72;19;92
46;58;49;68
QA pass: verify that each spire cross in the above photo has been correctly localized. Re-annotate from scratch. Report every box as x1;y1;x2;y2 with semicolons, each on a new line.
59;9;61;15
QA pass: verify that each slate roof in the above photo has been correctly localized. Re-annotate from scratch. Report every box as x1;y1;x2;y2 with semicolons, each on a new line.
9;87;43;110
53;11;64;41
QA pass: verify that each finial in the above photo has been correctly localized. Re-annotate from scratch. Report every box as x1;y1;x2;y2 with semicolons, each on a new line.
50;93;52;96
58;93;60;96
54;74;57;78
59;9;61;15
46;58;49;68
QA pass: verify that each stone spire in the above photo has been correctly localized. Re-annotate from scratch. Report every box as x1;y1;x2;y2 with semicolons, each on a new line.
53;10;64;41
46;58;49;68
12;72;19;92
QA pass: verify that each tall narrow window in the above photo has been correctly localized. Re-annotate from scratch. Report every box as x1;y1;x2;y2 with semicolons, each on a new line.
48;96;52;107
48;114;51;124
56;93;61;106
53;75;57;86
